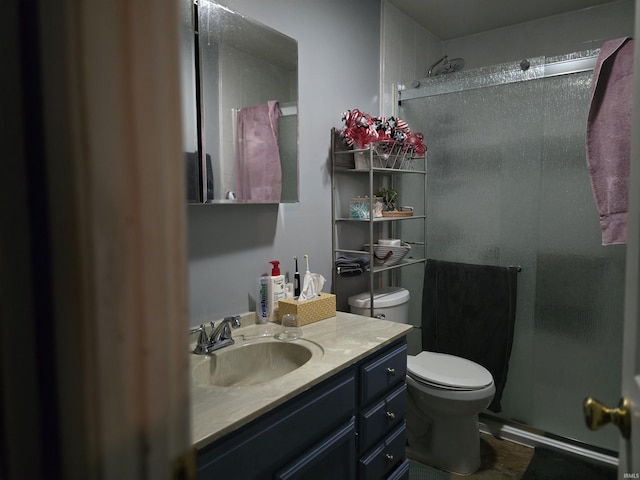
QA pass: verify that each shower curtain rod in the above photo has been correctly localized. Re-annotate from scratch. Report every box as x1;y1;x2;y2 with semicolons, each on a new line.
398;51;599;102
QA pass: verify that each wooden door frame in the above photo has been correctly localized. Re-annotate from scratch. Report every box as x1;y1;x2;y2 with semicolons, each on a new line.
620;0;640;473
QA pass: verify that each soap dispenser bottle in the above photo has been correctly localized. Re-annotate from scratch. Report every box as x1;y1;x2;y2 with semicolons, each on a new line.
268;260;286;322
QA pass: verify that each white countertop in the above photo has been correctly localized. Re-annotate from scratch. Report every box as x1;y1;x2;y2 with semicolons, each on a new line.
190;311;412;449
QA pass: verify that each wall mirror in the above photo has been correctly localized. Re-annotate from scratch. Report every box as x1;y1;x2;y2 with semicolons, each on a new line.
181;0;299;204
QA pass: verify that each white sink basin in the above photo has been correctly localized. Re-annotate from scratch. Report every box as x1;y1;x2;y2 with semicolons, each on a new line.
192;338;323;387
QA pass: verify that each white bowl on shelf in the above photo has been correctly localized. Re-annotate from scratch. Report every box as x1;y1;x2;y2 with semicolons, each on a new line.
378;238;402;247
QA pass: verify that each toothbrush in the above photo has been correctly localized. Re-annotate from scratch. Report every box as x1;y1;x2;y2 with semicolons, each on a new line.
304;254;310;274
294;256;301;297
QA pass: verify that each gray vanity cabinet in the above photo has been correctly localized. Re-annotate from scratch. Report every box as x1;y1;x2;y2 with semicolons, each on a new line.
197;338;409;479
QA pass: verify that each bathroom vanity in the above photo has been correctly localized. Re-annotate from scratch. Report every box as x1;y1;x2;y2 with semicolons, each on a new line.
192;312;412;479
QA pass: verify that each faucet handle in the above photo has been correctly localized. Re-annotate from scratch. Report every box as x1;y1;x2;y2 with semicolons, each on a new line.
197;324;209;346
192;324;210;355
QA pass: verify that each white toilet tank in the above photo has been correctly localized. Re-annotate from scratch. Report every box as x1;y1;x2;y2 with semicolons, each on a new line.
348;287;410;324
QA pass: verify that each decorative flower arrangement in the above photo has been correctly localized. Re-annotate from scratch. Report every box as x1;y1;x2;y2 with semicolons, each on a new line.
340;108;426;156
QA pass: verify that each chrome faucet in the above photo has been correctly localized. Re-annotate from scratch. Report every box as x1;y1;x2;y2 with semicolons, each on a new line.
191;315;241;354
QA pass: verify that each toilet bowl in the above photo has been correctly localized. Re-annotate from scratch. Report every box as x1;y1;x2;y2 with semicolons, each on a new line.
348;288;495;475
405;351;495;474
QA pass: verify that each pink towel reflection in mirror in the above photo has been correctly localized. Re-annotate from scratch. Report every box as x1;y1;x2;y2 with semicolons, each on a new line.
236;100;282;202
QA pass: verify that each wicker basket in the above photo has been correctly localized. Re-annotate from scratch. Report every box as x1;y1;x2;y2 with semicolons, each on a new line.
381;206;413;217
363;242;411;266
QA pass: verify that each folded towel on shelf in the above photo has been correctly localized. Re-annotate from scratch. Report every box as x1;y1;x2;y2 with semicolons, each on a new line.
422;259;519;413
586;37;634;245
335;254;370;277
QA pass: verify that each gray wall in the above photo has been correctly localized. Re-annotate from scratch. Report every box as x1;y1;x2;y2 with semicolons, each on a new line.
443;0;634;69
188;0;635;326
385;0;634;451
381;0;634;119
381;0;635;357
187;0;381;325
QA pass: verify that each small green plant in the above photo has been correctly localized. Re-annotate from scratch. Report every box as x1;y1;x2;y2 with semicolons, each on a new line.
375;186;399;211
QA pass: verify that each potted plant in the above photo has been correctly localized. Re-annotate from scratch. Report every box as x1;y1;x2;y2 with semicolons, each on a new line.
375;186;399;212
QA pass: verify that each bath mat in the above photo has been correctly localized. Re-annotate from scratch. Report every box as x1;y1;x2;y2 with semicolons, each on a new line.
522;445;616;480
409;460;450;480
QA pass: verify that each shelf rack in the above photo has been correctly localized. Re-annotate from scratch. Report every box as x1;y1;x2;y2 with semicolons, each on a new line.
331;128;427;317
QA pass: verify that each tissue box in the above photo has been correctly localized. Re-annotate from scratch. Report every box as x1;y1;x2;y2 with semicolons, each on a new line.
278;293;337;326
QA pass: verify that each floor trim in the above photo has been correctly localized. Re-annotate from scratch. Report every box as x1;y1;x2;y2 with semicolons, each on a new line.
479;415;619;467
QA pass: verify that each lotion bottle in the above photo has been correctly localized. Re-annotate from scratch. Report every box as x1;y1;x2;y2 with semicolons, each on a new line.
268;260;286;322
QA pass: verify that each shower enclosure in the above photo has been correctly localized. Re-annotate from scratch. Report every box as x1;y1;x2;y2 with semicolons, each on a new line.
398;51;626;452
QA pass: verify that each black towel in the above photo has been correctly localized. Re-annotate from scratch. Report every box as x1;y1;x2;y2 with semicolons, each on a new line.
422;259;518;413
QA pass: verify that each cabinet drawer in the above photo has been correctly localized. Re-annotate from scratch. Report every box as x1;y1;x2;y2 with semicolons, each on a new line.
198;369;355;479
386;459;410;480
275;418;356;480
359;341;407;406
359;383;406;454
359;422;406;480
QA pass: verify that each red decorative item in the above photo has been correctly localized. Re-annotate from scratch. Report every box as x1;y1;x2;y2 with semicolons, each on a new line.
340;109;426;156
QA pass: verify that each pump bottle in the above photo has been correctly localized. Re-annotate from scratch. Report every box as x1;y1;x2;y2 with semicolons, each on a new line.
267;260;286;322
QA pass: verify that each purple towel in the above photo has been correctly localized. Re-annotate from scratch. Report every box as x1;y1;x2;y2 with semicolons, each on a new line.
586;37;634;246
236;100;282;202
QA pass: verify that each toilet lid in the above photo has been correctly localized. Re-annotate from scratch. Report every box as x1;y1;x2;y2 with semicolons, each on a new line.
407;351;493;390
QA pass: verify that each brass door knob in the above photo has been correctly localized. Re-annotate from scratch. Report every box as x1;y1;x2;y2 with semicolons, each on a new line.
583;397;630;439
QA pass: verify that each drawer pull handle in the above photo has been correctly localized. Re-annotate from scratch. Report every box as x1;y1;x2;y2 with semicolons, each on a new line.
386;367;396;376
386;411;396;420
385;453;394;461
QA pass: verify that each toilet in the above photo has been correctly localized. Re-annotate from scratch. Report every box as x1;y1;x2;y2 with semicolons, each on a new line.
348;287;495;475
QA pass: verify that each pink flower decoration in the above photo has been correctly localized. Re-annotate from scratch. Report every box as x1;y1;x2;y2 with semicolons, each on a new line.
340;109;426;156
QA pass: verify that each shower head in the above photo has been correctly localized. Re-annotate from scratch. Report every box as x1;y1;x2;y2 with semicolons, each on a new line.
427;55;465;77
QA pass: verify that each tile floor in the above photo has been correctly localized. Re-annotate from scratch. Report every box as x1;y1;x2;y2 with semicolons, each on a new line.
454;434;534;479
414;433;535;479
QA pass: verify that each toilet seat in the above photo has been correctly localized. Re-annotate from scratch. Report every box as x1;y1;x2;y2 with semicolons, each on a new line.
407;351;493;391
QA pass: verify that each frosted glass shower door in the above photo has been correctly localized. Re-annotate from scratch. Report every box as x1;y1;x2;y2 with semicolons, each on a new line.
399;65;625;450
400;73;545;430
533;72;625;450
